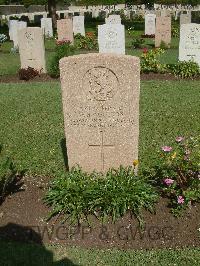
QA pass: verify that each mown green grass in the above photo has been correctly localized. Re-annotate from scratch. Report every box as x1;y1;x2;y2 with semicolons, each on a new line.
0;30;179;76
1;241;200;266
0;80;199;176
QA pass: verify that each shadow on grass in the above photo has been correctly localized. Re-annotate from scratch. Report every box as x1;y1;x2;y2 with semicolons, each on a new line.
60;138;69;171
0;223;79;266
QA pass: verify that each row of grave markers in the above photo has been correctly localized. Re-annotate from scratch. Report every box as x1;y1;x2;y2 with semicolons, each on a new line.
15;13;200;74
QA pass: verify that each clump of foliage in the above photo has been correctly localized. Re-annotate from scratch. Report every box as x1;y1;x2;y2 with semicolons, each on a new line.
0;34;7;45
147;136;200;216
0;145;18;202
132;37;145;49
44;166;158;226
172;25;179;38
141;48;166;73
74;33;98;51
168;60;200;79
49;40;75;78
18;67;39;81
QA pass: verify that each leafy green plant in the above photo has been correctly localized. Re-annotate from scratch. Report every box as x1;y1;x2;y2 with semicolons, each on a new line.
141;48;166;73
0;145;18;202
74;33;98;50
147;136;200;216
168;60;200;79
0;34;7;44
132;37;145;49
172;25;179;38
44;166;158;226
48;40;75;78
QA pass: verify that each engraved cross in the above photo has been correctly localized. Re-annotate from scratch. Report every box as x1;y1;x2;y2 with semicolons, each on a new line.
89;130;114;171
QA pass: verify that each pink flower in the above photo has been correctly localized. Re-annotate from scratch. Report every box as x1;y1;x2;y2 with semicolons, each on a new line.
177;196;184;204
143;48;148;54
176;136;184;143
162;146;172;152
163;178;174;186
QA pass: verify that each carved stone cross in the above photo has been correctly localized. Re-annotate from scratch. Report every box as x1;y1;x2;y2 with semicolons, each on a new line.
89;130;114;172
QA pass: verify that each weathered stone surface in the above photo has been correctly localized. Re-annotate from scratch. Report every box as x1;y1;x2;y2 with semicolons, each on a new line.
13;21;27;48
18;27;46;73
145;14;156;35
41;18;53;37
105;15;121;24
9;20;18;41
180;13;191;25
73;16;85;36
179;23;200;66
57;18;74;43
155;16;171;47
60;53;140;172
98;24;125;55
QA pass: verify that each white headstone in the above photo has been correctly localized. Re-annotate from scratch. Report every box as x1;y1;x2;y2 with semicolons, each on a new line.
105;14;121;24
73;16;85;36
18;27;46;73
13;21;27;48
9;20;18;41
41;18;53;37
145;14;156;35
180;13;191;25
98;24;125;55
179;23;200;66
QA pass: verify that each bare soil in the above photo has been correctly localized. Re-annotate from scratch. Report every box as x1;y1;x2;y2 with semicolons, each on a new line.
0;176;199;249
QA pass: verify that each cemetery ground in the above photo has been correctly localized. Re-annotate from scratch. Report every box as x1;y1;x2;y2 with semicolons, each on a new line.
0;28;180;78
0;25;200;265
0;80;200;264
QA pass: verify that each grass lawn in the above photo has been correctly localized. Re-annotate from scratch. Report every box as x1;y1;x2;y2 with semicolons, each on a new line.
0;241;200;265
0;80;199;176
0;30;179;76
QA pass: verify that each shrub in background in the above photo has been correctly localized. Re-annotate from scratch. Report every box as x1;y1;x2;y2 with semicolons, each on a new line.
168;60;200;79
172;25;179;38
147;136;200;216
141;48;166;73
44;166;158;226
132;37;145;49
74;33;98;51
0;34;7;47
48;40;75;78
18;67;39;81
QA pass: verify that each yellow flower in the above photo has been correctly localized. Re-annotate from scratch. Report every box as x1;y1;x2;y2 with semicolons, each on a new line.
171;152;177;159
133;160;139;167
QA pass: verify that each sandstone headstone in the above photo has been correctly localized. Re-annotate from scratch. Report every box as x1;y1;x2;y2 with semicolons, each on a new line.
145;14;156;35
41;17;53;37
105;14;121;24
98;24;125;55
180;13;191;25
73;16;85;36
57;18;74;43
155;16;171;47
60;53;140;172
18;27;46;73
179;23;200;66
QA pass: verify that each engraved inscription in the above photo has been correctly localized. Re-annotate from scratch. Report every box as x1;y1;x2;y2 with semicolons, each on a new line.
66;104;134;128
83;67;119;101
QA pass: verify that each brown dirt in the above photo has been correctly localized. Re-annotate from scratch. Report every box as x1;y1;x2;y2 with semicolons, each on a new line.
1;73;200;84
0;176;199;249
